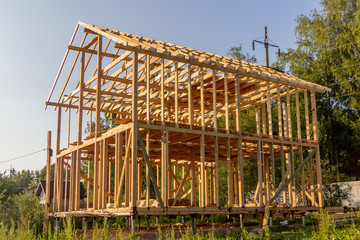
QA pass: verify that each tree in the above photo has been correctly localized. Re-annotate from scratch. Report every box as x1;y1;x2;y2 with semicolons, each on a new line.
274;0;360;181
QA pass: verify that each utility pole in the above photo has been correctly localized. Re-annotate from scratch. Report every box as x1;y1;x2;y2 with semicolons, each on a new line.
46;131;52;233
253;26;280;68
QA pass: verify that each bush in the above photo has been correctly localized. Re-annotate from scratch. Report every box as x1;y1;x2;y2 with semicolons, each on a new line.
12;191;45;232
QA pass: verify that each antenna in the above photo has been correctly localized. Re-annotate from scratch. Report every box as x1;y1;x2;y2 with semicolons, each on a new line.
252;26;280;67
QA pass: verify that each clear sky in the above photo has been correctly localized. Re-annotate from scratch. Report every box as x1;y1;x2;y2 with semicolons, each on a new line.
0;0;321;172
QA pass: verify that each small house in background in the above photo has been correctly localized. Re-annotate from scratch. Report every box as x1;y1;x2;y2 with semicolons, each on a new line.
35;180;86;206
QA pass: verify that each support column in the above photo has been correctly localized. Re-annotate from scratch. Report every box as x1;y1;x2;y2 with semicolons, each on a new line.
46;131;52;231
131;51;139;209
311;90;323;207
93;34;102;210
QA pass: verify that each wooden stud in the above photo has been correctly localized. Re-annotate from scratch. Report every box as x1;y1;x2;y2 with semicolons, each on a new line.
190;147;196;207
235;72;244;207
200;134;206;207
256;111;264;207
131;51;139;208
311;90;323;207
295;87;306;206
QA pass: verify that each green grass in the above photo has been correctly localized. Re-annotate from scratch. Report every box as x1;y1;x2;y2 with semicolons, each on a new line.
1;210;360;239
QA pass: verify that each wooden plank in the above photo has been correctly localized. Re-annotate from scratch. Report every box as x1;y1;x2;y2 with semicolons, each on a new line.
304;90;311;142
267;82;275;191
115;131;132;207
75;50;85;211
235;73;244;207
282;102;292;206
131;51;139;208
146;129;150;207
64;159;69;211
256;111;264;207
311;90;323;207
146;54;151;207
70;152;76;211
93;35;102;210
114;134;120;207
295;87;306;206
200;134;206;207
175;61;179;128
190;147;196;207
99;141;104;208
187;64;194;128
102;139;108;208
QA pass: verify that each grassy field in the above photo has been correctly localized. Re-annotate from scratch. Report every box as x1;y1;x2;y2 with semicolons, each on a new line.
1;210;360;239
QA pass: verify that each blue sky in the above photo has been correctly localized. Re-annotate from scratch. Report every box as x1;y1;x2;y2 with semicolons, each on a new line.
0;0;321;172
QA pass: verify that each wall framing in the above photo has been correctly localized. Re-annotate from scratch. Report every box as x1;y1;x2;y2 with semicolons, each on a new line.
45;22;332;228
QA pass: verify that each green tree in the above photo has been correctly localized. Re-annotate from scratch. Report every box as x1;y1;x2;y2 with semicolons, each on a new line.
274;0;360;181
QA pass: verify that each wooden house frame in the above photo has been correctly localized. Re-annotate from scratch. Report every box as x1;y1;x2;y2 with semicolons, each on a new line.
45;21;331;229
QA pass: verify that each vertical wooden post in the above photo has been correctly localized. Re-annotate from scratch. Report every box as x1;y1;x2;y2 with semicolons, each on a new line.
114;134;119;206
282;103;292;206
267;82;275;192
190;147;196;207
235;72;244;207
200;134;206;207
138;163;142;201
295;87;306;206
57;157;64;213
69;152;76;211
160;58;169;208
108;162;112;203
311;90;323;207
200;67;206;208
224;72;233;207
304;90;315;205
277;84;286;205
205;167;209;206
102;140;108;208
64;159;69;211
99;141;104;209
93;35;102;210
256;111;264;207
174;61;179;128
187;64;194;128
131;50;139;209
212;70;219;207
146;54;151;208
75;50;84;211
286;85;296;206
46;131;52;230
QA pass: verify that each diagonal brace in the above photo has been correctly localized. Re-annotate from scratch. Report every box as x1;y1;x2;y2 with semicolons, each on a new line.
137;128;164;208
270;147;317;205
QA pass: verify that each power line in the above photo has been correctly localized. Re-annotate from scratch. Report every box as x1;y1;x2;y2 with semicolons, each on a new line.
0;149;47;164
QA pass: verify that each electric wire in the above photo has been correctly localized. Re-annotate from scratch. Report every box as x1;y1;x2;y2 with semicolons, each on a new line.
0;149;47;164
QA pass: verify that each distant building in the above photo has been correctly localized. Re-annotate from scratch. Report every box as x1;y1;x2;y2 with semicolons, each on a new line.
34;180;86;205
340;181;360;207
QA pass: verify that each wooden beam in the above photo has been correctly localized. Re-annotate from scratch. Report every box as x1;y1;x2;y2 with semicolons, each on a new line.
131;51;139;208
311;90;323;207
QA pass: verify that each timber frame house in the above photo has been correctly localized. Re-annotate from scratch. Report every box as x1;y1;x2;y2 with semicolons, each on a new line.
45;21;332;229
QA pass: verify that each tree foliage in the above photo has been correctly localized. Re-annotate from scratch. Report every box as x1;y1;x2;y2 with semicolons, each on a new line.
274;0;360;181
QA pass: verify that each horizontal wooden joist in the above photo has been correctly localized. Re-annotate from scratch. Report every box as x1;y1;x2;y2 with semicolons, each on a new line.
68;45;119;59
